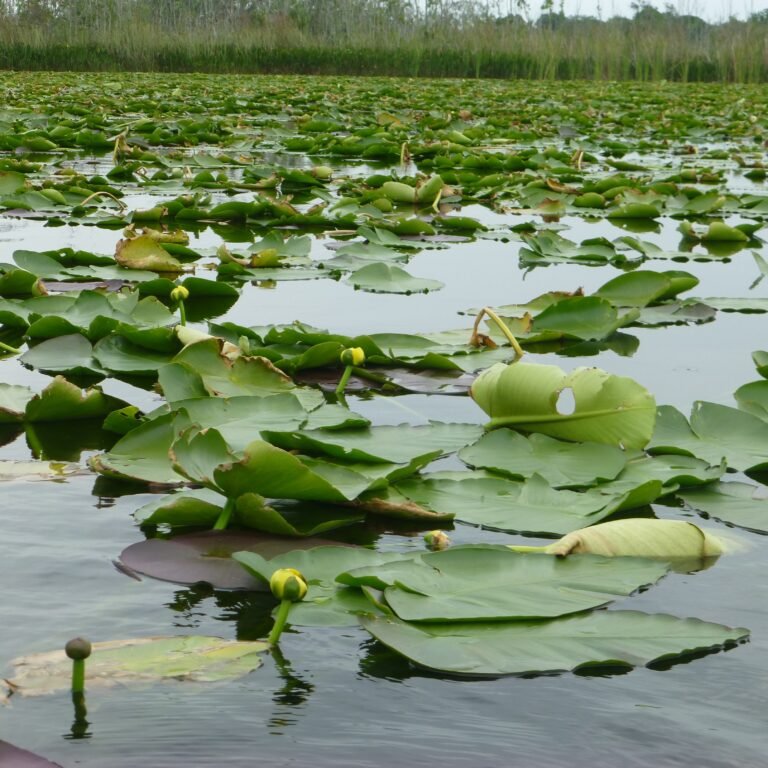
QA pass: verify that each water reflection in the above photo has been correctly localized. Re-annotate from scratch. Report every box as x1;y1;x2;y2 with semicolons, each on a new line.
164;585;315;732
64;691;92;741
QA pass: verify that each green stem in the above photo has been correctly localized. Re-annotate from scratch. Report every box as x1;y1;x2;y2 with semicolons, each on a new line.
268;599;292;645
507;544;547;553
0;340;21;355
349;366;390;385
471;307;524;360
178;300;187;326
335;364;353;397
25;424;45;460
213;499;235;531
71;659;85;694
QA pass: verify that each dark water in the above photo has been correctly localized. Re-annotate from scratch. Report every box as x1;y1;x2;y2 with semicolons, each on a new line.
0;172;767;767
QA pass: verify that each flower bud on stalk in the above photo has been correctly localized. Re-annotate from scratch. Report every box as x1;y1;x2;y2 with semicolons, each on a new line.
340;347;365;367
424;530;451;551
170;284;189;325
336;347;366;400
268;568;308;645
270;568;308;602
65;637;92;695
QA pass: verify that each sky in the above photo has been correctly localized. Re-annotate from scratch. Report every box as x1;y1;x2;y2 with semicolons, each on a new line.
550;0;768;20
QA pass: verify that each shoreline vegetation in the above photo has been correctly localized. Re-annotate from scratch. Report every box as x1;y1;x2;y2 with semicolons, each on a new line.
0;1;767;81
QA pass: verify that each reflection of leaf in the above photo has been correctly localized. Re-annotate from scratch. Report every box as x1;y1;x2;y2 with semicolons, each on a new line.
5;636;268;697
471;362;656;449
361;611;747;677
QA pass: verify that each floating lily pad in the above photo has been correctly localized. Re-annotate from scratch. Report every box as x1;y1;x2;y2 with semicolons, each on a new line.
341;546;668;622
346;263;444;294
120;530;355;589
680;482;768;534
471;362;656;450
5;635;268;696
0;742;62;768
361;611;747;677
458;430;627;487
649;402;768;473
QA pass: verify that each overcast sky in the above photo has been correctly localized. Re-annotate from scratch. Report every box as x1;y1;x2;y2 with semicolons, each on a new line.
548;0;768;20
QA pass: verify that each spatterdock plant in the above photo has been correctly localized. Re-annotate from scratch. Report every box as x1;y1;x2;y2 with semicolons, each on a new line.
170;284;189;326
468;307;655;449
268;568;309;644
335;346;366;400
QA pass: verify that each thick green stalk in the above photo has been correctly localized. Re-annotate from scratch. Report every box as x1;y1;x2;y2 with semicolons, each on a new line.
213;499;235;531
71;659;85;694
268;599;292;645
335;365;353;397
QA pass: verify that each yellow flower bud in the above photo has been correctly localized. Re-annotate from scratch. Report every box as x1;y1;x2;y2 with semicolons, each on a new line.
170;285;190;302
424;530;451;551
270;568;308;602
340;347;365;366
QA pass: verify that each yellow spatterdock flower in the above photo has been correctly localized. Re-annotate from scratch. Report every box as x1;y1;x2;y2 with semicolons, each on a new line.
170;285;190;302
340;347;365;366
269;568;308;602
424;530;451;551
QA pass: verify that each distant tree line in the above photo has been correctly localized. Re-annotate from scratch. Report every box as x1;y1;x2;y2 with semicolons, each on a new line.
0;0;766;81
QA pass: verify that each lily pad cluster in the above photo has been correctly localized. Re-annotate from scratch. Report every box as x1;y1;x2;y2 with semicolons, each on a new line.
0;73;764;691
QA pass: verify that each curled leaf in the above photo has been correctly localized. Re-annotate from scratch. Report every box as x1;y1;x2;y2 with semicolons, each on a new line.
471;362;656;449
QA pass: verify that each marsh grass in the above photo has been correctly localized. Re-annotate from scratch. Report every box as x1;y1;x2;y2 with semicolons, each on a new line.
0;4;765;81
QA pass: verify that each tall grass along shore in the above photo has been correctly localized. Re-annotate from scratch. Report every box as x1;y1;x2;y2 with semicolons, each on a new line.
0;1;767;81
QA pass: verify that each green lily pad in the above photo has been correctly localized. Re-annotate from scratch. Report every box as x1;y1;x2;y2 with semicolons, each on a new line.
471;362;656;450
341;546;668;622
680;481;768;534
346;263;444;294
458;430;627;487
115;235;184;273
734;381;768;421
263;423;482;465
648;402;768;473
393;471;655;536
5;636;268;696
361;611;747;677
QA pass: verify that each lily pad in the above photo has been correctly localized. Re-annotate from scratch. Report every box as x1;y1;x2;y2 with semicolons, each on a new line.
119;530;354;589
471;362;656;450
361;611;747;677
0;742;62;768
680;482;768;534
648;402;768;473
341;546;668;622
346;263;444;294
458;430;627;487
4;635;268;696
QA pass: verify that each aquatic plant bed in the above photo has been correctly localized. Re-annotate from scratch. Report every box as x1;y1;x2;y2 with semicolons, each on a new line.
0;72;766;766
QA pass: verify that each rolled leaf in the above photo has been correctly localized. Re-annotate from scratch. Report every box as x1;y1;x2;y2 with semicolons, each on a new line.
471;362;656;449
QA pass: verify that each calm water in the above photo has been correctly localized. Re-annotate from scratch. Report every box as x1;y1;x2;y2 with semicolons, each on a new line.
0;156;767;767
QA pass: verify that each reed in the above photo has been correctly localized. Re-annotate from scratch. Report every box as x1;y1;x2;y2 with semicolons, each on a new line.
0;2;765;82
